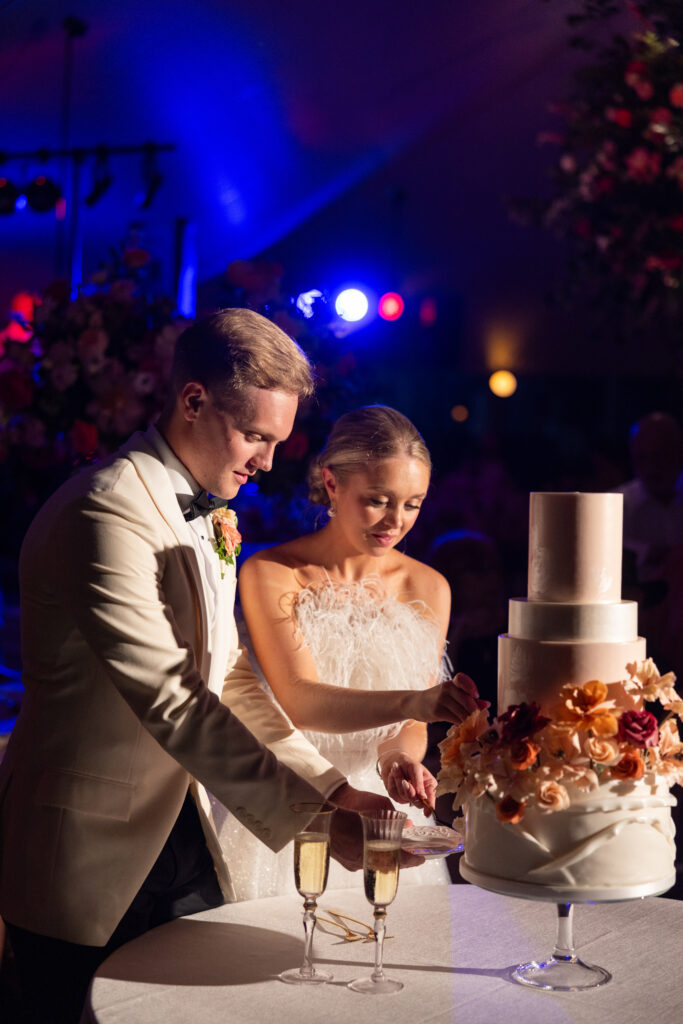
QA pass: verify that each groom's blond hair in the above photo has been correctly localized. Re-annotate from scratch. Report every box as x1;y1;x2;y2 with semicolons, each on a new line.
171;308;314;408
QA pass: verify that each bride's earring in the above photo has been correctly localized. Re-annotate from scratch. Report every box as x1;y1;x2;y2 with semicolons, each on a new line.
327;505;337;518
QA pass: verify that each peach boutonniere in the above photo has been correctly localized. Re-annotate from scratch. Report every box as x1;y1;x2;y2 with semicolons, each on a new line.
211;507;242;578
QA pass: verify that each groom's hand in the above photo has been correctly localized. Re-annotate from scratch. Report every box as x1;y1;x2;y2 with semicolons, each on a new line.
328;782;393;815
328;799;425;873
328;806;363;870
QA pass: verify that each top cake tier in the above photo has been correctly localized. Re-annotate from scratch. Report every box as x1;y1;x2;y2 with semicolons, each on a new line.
528;492;623;603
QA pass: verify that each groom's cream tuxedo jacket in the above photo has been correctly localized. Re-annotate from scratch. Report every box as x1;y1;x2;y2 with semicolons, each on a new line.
0;428;344;945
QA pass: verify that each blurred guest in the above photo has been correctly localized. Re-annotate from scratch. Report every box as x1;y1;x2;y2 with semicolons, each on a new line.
615;412;683;600
615;411;683;711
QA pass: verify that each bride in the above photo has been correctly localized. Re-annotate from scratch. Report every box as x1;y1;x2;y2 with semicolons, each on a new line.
219;405;487;898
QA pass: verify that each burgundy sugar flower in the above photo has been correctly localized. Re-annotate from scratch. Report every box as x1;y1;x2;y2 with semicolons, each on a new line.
618;709;659;748
498;702;550;743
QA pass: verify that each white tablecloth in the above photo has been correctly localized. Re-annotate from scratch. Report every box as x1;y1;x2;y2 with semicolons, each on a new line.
84;883;683;1024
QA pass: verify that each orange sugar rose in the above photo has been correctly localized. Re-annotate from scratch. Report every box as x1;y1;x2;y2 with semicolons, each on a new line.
509;739;540;771
610;747;645;781
496;795;526;823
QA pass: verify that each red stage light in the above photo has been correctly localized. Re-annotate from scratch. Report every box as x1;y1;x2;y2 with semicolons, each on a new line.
378;292;404;321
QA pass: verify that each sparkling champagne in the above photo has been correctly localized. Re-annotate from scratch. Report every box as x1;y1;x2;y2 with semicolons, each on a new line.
294;832;330;897
364;839;400;906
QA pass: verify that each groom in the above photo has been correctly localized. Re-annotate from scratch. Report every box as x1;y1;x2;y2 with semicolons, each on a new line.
0;309;386;1024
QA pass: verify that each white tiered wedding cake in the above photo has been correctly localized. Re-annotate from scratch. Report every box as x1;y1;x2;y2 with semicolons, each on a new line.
438;492;681;902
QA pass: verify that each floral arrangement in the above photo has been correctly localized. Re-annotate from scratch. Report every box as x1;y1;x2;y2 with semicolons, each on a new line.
436;658;683;823
0;249;375;564
211;507;242;578
0;243;189;552
518;1;683;332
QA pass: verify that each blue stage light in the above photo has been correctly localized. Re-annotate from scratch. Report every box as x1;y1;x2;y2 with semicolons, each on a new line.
335;287;369;322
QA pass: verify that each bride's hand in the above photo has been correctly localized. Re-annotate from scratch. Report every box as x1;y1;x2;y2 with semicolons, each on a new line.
409;672;489;724
378;753;437;810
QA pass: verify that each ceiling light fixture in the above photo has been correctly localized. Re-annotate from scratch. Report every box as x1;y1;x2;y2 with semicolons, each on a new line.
25;175;62;212
85;148;113;206
138;145;163;209
0;177;21;215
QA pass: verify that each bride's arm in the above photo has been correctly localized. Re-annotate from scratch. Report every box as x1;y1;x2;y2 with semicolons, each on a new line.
238;555;482;733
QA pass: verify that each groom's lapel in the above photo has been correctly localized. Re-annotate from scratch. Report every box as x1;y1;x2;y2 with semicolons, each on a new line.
122;430;208;665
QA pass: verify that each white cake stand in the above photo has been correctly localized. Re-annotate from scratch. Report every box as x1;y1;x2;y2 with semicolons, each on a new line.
459;861;676;991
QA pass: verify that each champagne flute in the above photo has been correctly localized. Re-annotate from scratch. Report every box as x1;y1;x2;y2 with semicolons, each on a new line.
279;801;335;985
348;809;407;995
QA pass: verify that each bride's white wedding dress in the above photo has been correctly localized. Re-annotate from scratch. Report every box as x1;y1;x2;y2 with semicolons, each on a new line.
214;576;452;900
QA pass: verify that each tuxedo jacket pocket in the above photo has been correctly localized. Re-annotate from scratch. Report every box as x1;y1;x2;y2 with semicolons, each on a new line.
36;768;134;820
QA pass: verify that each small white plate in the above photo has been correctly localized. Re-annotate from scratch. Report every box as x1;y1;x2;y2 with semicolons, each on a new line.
401;824;464;858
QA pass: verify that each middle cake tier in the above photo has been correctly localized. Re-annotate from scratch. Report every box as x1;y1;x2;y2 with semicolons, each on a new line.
498;635;646;712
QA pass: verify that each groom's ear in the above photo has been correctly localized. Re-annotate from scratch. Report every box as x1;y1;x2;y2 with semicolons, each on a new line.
179;381;207;421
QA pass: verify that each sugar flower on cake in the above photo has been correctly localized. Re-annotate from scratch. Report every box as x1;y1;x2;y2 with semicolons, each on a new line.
625;657;683;714
552;679;618;736
436;659;683;824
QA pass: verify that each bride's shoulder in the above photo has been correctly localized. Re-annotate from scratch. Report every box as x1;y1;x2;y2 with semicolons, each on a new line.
394;553;450;619
238;535;320;587
395;551;448;593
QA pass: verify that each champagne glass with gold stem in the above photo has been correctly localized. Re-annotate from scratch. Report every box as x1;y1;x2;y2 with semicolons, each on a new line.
348;809;407;995
279;802;335;985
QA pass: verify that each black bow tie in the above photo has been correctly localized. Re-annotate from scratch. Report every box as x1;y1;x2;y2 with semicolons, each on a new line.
183;490;229;522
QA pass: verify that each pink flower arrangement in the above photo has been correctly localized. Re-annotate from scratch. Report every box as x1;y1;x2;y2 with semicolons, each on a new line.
520;2;683;309
0;254;190;504
437;659;683;825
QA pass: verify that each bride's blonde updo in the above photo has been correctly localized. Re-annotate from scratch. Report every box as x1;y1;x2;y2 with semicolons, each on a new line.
307;405;431;509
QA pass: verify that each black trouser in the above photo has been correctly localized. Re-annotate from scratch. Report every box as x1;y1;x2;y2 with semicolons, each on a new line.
6;790;224;1024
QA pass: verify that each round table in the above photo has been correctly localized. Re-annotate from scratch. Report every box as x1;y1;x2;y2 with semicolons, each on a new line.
84;883;683;1024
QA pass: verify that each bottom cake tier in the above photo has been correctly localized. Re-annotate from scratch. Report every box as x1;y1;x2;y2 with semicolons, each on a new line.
460;777;677;903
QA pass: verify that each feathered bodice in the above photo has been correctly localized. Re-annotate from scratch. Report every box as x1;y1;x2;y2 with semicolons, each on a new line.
293;576;450;777
213;575;452;899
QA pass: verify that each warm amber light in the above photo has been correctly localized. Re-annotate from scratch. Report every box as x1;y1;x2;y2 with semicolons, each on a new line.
451;404;469;422
488;370;517;397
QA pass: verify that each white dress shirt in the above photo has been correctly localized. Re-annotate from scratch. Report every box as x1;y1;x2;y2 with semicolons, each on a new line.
146;425;232;692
